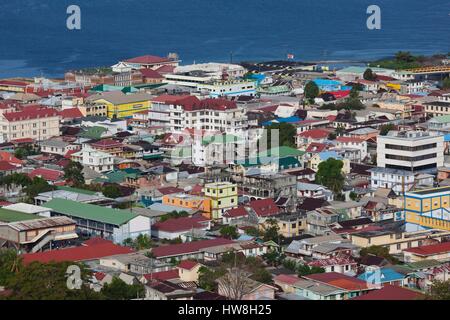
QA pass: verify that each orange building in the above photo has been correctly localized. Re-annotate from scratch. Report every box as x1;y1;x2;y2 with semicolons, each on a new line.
162;193;211;218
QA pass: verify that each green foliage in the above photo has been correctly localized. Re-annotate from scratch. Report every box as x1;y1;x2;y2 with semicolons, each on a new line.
198;265;226;291
304;81;319;100
262;123;297;150
369;51;421;70
14;145;39;160
262;250;285;267
426;280;450;300
379;123;395;136
297;264;325;277
102;184;122;199
4;260;102;300
315;158;345;194
349;191;358;201
64;161;85;187
263;219;283;243
282;259;298;271
359;245;399;264
219;225;239;239
0;173;32;187
101;277;145;300
24;177;55;202
0;249;23;286
363;68;377;81
245;227;261;238
250;268;273;284
122;234;155;250
159;210;189;222
442;77;450;90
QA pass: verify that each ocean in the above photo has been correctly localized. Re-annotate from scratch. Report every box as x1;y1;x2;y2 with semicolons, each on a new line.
0;0;449;78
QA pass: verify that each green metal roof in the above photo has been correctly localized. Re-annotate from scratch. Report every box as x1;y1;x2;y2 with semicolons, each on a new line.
90;84;123;92
430;115;450;123
42;198;138;226
79;126;108;139
0;208;41;223
95;170;128;184
406;259;443;270
258;146;305;158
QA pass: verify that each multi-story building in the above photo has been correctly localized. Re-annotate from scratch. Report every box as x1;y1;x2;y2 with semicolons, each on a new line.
40;139;80;156
71;147;114;173
203;182;238;220
86;91;152;119
192;133;246;167
377;131;444;173
424;101;450;117
162;193;211;217
369;167;434;195
114;54;180;71
0;106;60;142
403;186;450;232
197;79;257;98
0;215;78;253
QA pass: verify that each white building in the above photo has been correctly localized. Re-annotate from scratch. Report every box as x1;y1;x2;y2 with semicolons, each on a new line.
71;147;114;173
192;133;246;167
377;131;444;173
334;137;368;161
40;139;79;156
197;79;257;97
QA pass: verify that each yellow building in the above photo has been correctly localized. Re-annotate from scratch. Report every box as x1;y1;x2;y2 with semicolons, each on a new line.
86;91;152;119
350;228;450;254
162;193;211;217
203;182;238;220
404;187;450;232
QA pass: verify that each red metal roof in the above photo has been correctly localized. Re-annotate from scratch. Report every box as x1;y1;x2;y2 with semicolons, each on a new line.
298;129;331;139
22;240;134;264
157;186;185;195
306;142;328;153
152;216;209;233
0;80;29;87
90;139;123;148
248;198;280;217
274;274;299;285
28;168;64;181
304;272;369;291
0;161;18;171
223;206;248;218
351;284;423;300
143;269;179;282
403;241;450;256
178;260;199;270
60;108;83;119
140;68;164;79
0;151;23;165
3;106;60;122
151;238;235;258
124;55;172;65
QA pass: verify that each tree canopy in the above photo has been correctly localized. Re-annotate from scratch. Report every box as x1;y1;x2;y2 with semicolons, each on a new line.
262;122;297;150
64;161;85;187
220;225;239;239
363;68;377;81
304;81;319;102
315;158;345;194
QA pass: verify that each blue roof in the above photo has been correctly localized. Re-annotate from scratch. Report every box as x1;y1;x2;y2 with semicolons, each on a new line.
262;116;302;126
444;134;450;142
237;234;255;241
358;268;405;283
313;78;342;86
319;151;342;161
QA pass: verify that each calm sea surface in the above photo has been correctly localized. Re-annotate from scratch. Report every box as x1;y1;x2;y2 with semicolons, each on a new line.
0;0;449;77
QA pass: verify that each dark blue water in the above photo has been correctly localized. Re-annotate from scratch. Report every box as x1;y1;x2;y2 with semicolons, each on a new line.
0;0;449;78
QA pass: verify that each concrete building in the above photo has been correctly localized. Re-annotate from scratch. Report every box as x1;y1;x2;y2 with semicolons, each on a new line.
377;131;444;173
71;147;114;173
203;182;238;220
0;106;60;142
42;198;151;244
197;79;257;97
403;186;450;232
369;167;434;195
